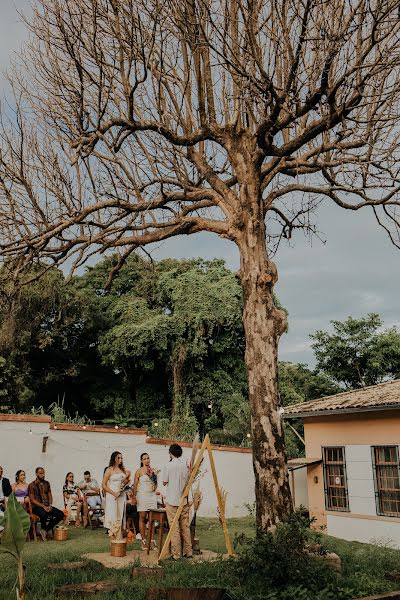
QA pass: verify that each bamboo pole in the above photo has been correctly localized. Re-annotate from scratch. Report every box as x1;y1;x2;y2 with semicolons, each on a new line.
206;437;233;556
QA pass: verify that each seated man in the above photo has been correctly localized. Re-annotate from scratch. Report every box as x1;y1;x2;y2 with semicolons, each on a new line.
78;471;102;522
28;467;64;540
0;465;12;512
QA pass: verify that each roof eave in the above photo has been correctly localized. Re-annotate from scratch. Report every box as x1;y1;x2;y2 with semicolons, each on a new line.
283;404;400;419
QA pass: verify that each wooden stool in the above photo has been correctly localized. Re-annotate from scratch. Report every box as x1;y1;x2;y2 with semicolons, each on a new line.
146;508;168;558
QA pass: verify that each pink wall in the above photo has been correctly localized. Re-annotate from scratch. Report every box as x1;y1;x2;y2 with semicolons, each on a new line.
304;410;400;527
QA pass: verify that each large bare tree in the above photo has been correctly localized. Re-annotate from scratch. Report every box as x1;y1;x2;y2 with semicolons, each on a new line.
1;0;400;529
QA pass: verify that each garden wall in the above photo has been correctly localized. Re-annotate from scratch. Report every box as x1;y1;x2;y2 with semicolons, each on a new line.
0;415;307;517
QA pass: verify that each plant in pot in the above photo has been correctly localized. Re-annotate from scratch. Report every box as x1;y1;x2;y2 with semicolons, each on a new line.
0;493;30;600
52;508;70;540
109;521;126;557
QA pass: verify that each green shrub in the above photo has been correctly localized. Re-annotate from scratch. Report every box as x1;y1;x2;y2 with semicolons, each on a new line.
229;511;342;599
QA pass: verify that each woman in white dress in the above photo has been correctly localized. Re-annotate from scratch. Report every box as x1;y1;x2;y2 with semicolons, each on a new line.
102;451;131;539
132;453;158;549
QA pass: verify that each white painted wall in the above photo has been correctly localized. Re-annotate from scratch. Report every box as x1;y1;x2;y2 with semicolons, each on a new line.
0;418;309;517
0;419;258;517
327;514;400;548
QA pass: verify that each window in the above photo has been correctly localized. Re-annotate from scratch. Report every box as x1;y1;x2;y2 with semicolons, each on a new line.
323;446;349;511
372;446;400;517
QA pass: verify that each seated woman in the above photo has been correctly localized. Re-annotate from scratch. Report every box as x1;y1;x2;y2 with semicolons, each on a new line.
132;453;159;549
12;470;29;508
63;472;87;527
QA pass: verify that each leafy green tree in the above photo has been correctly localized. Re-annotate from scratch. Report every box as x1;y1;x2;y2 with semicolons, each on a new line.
311;314;400;389
278;362;340;406
99;257;244;434
0;264;81;411
278;362;339;458
0;261;123;417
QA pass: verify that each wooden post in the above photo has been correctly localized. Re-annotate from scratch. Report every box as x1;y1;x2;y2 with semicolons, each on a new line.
290;468;296;507
206;437;233;556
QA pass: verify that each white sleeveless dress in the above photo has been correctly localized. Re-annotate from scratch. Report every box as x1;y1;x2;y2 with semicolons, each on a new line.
104;471;126;530
137;473;158;512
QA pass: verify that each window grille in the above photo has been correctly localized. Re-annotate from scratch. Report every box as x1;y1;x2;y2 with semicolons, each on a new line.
323;446;349;511
372;446;400;517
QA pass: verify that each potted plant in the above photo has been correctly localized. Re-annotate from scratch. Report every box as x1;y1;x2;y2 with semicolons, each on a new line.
109;521;127;557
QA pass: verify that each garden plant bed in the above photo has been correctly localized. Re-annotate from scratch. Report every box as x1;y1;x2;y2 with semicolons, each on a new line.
1;518;400;600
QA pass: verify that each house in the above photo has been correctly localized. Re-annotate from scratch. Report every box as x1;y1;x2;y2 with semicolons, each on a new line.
284;379;400;547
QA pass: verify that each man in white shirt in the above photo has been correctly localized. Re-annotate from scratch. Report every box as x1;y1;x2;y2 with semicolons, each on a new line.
78;471;101;510
162;444;193;560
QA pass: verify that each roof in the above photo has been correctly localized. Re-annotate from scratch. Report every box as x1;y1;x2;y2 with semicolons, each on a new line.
287;457;322;470
284;379;400;418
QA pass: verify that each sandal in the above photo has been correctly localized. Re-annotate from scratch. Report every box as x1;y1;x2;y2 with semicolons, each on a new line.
141;539;148;551
75;519;81;528
150;539;157;550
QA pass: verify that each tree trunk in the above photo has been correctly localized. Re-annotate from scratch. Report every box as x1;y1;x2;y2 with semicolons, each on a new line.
170;345;188;432
238;195;293;531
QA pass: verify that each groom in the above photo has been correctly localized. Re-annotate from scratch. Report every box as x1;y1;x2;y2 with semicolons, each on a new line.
162;444;193;560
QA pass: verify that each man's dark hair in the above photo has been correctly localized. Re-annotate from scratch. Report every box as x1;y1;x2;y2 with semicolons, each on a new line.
169;444;182;458
84;470;90;476
35;466;44;474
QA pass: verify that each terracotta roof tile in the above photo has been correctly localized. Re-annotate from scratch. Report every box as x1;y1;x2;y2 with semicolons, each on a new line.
284;379;400;418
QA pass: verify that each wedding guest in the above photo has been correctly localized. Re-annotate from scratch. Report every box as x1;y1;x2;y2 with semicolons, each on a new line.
102;451;130;539
78;471;102;511
12;470;29;507
132;453;158;549
162;444;192;560
28;467;64;540
63;472;87;527
0;465;12;512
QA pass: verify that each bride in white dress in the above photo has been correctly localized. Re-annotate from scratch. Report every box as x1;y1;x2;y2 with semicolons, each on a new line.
132;452;158;548
102;451;131;539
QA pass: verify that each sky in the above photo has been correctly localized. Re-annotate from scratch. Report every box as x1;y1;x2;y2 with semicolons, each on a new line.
1;1;400;368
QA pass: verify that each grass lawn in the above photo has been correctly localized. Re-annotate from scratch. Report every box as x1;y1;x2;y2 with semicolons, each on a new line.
1;517;400;599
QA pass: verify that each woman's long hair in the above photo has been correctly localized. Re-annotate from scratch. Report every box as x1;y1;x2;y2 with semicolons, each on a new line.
109;451;126;473
15;469;25;483
65;472;73;485
140;453;149;467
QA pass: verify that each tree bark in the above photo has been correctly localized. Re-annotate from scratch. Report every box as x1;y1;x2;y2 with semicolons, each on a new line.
235;149;293;530
170;345;188;432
